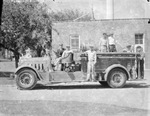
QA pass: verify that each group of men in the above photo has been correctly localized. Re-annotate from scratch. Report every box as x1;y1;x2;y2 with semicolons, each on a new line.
22;36;144;81
55;42;144;81
99;33;117;52
84;33;117;81
53;44;73;71
55;43;96;81
56;44;96;81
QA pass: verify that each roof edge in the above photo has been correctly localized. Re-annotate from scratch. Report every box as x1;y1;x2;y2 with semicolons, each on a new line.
52;18;150;23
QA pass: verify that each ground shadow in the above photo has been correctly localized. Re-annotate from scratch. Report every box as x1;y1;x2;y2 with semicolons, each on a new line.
33;83;108;90
1;78;149;90
124;82;150;88
33;82;150;90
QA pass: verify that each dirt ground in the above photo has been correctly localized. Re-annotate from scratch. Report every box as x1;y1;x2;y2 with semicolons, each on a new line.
0;77;150;116
0;100;148;116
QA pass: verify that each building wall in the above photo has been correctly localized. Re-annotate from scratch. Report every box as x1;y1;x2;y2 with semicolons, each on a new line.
52;19;150;69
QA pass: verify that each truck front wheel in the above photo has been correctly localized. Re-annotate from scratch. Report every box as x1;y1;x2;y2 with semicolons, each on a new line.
107;69;127;88
16;69;37;90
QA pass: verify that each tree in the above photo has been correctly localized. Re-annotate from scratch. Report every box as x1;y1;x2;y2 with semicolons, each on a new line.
1;1;29;67
50;9;92;21
1;1;52;67
29;3;52;51
0;0;3;24
0;1;92;68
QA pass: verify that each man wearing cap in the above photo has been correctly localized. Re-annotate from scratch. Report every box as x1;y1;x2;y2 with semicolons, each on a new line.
136;46;145;79
24;48;32;58
56;44;65;58
53;44;65;70
84;45;97;81
123;45;133;53
99;33;108;52
54;46;73;70
108;33;117;52
61;46;73;59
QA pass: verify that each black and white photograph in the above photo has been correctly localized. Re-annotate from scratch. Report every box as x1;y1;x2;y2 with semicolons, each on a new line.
0;0;150;115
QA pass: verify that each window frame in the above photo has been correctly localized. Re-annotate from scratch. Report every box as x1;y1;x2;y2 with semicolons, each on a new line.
69;34;80;51
135;33;144;44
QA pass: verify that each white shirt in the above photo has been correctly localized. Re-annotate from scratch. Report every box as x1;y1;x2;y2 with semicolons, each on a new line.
62;50;73;58
85;50;96;62
24;53;32;58
99;37;108;46
108;36;115;45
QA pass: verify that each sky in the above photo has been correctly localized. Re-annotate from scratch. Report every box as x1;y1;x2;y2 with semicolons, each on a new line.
42;0;150;20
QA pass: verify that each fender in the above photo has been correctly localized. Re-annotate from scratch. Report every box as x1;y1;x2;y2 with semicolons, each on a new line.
15;65;42;80
104;64;130;81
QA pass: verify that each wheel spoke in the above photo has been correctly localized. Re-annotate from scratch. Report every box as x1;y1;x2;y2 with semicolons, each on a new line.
19;73;33;87
108;69;127;88
16;70;37;90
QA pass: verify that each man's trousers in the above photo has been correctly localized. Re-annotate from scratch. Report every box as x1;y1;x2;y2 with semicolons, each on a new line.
87;61;95;81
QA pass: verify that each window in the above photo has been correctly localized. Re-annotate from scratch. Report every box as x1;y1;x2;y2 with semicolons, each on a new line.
135;34;143;44
70;34;80;50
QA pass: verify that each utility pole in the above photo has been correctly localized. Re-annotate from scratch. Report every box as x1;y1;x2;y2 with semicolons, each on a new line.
147;0;150;23
106;0;114;19
89;0;95;20
91;3;95;20
145;0;150;23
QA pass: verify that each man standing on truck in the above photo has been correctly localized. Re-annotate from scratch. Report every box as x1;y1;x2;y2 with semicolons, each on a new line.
99;33;108;52
123;45;133;53
108;33;117;52
84;45;97;81
136;46;145;79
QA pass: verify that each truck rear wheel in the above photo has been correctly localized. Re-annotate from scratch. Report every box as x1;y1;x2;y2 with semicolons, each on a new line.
107;69;127;88
16;69;37;90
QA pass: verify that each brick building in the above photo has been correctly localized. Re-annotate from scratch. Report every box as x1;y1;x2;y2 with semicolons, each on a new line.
52;18;150;69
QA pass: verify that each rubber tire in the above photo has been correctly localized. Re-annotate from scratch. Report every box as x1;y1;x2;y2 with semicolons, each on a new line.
16;69;37;90
99;81;108;87
107;69;127;88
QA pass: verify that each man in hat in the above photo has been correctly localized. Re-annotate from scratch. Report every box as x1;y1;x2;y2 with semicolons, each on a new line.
24;48;32;58
61;46;73;59
123;45;133;53
136;46;145;79
99;33;108;52
56;44;65;58
84;45;97;81
108;33;117;52
54;46;73;70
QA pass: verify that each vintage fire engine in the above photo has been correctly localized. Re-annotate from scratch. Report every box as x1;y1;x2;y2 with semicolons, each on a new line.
15;52;143;90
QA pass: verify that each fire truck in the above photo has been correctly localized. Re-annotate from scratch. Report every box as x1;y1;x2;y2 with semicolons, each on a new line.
15;52;143;90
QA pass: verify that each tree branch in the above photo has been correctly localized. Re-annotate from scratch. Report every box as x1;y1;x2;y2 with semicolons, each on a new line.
0;0;3;25
0;42;18;54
